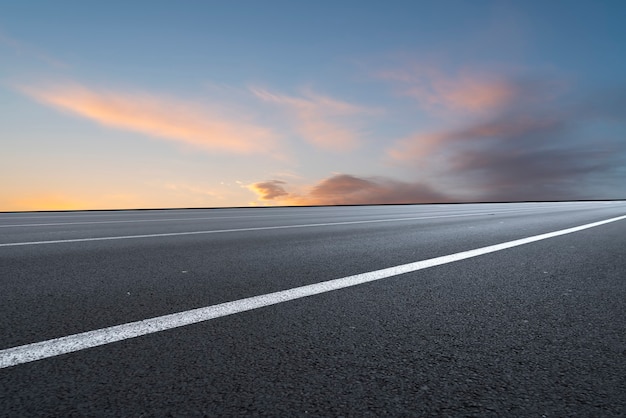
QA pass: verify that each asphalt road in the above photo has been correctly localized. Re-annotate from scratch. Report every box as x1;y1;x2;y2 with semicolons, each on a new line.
1;202;625;416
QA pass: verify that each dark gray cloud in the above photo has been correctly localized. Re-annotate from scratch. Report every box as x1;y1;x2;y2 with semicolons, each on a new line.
305;174;450;205
390;79;626;201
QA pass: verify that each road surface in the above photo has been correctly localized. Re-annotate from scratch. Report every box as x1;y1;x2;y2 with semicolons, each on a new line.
1;202;625;416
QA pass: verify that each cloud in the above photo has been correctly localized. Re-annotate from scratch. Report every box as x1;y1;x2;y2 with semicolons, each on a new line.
252;87;374;152
379;66;519;113
20;83;281;156
389;112;565;162
387;77;626;201
0;30;68;68
248;174;449;206
447;145;616;201
247;180;289;200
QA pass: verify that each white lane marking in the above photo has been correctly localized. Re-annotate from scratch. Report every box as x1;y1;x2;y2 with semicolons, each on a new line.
0;211;511;247
1;214;625;369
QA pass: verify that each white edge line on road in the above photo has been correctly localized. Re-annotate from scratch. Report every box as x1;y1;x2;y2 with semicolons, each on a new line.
1;214;625;369
0;211;509;247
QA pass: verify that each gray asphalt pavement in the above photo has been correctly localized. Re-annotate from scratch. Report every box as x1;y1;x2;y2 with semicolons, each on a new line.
1;202;625;416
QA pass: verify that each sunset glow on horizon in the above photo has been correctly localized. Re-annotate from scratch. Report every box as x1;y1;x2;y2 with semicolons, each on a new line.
2;1;625;211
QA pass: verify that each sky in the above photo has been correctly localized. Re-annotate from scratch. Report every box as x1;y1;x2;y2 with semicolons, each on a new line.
1;0;625;211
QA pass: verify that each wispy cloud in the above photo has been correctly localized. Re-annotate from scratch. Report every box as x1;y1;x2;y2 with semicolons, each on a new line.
252;87;375;152
0;30;68;68
20;83;282;156
248;174;449;206
379;65;527;114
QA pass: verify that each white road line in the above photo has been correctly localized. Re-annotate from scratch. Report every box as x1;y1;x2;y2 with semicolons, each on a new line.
0;211;507;247
1;214;624;369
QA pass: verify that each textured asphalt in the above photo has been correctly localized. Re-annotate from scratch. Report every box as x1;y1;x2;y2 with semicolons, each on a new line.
1;202;625;416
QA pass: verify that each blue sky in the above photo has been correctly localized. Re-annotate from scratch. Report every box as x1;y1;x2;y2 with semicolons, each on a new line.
1;0;625;210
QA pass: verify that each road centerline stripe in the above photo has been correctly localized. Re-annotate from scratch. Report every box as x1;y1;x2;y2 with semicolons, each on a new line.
1;214;624;369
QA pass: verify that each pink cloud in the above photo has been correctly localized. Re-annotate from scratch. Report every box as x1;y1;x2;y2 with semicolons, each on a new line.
387;132;447;162
380;66;519;114
252;87;374;152
20;83;281;156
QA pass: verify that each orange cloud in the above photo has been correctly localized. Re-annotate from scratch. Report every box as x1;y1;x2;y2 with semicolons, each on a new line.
380;66;518;114
20;83;281;156
248;174;448;206
252;87;374;152
247;180;290;201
